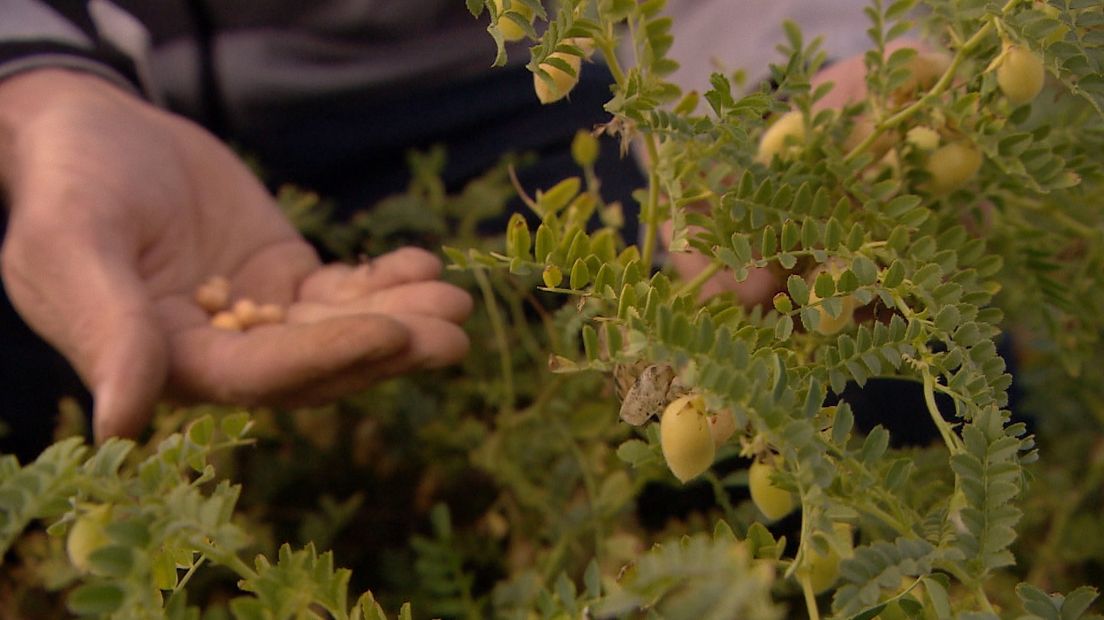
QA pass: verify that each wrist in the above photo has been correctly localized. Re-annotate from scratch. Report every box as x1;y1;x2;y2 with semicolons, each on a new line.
0;68;125;123
0;69;135;201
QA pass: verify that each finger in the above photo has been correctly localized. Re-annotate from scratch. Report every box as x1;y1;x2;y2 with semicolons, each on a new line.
296;264;353;302
345;247;444;292
264;317;470;406
287;282;473;324
166;314;411;404
662;221;778;308
299;247;443;302
1;216;168;440
391;314;471;369
228;238;321;304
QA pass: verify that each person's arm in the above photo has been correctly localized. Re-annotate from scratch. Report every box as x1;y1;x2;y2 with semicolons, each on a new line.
0;0;144;94
0;66;472;440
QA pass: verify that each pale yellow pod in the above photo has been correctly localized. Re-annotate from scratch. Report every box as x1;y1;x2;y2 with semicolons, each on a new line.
659;395;715;483
748;459;796;521
67;505;112;573
801;522;854;594
534;47;583;104
808;290;856;336
925;141;982;193
905;126;940;151
708;409;737;448
996;43;1045;105
806;259;856;336
892;51;951;102
492;0;534;42
842;117;895;159
756;111;805;164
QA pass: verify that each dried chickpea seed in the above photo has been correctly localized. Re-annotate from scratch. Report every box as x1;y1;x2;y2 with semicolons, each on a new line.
194;276;230;313
210;311;243;332
257;303;286;325
232;298;261;328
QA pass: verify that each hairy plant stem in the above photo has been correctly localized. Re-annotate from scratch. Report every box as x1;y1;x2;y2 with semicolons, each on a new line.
549;413;605;568
172;554;207;594
674;260;723;298
595;38;625;87
800;572;822;620
858;500;912;536
641;135;662;272
923;370;964;454
975;584;998;615
474;268;516;415
702;470;740;528
207;546;258;582
842;0;1017;164
498;277;546;365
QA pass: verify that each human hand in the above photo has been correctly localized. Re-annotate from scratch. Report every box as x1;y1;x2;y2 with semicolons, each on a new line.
661;221;779;308
811;38;941;110
0;69;472;440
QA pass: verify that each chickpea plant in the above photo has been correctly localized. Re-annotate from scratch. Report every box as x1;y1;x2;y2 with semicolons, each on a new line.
458;0;1104;617
1;0;1104;618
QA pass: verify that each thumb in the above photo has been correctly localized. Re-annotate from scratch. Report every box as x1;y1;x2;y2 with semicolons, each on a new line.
1;218;168;441
89;307;168;441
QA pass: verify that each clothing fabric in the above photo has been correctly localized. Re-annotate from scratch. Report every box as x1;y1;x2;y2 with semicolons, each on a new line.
0;1;873;126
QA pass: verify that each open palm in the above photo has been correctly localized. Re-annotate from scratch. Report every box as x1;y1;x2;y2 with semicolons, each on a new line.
0;70;471;439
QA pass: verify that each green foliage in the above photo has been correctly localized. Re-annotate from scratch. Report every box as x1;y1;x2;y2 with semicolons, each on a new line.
3;0;1104;618
451;0;1104;617
592;532;782;619
0;417;412;620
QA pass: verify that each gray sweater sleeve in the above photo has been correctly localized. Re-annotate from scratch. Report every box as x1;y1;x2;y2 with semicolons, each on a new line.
0;0;143;93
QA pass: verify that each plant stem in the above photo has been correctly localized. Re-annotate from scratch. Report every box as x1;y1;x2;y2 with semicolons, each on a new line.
549;414;605;567
595;38;626;87
787;479;813;580
474;268;516;415
641;135;662;272
507;163;541;214
674;260;723;298
800;572;822;620
858;500;912;536
975;584;998;615
172;554;207;594
702;470;739;527
1052;209;1099;239
499;277;546;365
923;370;963;454
208;547;258;582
